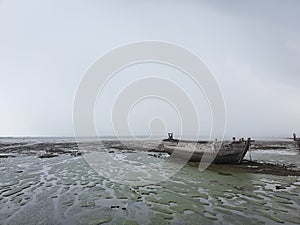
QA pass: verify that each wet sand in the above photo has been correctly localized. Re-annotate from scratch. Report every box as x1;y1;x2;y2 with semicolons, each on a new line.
0;138;300;224
1;138;299;176
209;160;300;176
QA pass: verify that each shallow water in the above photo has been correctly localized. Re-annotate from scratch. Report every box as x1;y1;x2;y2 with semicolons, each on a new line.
0;139;300;225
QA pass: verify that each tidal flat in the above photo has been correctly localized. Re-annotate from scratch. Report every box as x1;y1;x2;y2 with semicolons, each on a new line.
0;138;299;225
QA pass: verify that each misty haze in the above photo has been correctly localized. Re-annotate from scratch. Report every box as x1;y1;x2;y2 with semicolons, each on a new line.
0;1;300;225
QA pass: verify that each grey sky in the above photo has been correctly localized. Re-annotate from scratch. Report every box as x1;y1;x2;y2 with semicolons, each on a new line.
0;0;299;138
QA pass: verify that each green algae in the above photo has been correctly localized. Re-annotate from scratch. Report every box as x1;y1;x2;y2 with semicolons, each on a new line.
80;200;95;208
256;210;285;223
149;213;170;225
87;216;112;225
122;219;139;225
150;205;173;215
114;190;128;199
103;193;113;199
203;211;218;220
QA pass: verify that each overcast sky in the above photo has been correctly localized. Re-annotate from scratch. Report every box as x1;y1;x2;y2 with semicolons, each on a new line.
0;0;300;138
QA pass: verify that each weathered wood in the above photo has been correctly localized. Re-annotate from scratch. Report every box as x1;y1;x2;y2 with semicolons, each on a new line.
238;138;251;164
162;134;251;164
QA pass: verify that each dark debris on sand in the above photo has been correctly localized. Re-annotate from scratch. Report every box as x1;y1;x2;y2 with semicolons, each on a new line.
208;160;300;176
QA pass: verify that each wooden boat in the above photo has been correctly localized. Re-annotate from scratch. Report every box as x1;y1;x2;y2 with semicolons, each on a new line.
162;133;251;164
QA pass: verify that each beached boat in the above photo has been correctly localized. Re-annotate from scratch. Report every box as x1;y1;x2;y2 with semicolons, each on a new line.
162;133;251;164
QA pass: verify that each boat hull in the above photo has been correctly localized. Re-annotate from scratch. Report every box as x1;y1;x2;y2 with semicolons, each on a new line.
162;139;251;164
